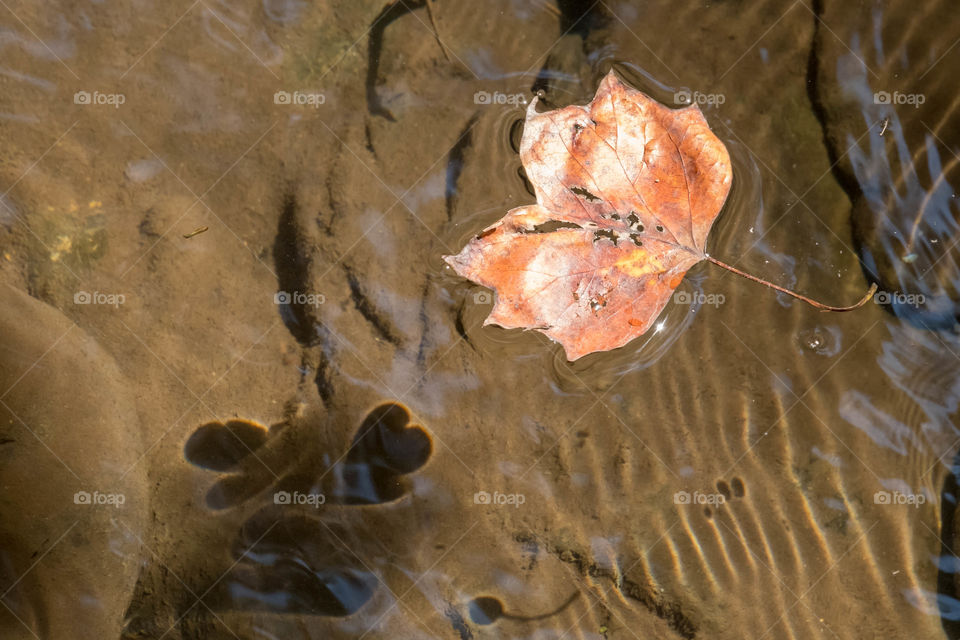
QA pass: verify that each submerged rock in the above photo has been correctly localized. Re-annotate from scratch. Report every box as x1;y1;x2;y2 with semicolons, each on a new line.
0;284;149;639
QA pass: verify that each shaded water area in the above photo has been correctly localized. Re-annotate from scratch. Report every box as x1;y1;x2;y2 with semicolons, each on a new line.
1;0;960;638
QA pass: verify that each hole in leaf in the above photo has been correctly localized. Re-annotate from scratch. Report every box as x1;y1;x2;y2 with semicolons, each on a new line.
523;220;582;234
570;186;600;202
630;234;643;247
593;229;618;245
656;224;664;232
627;213;640;226
573;122;584;132
610;213;620;220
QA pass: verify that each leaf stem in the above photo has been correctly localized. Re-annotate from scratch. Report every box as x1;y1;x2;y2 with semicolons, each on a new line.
706;256;878;312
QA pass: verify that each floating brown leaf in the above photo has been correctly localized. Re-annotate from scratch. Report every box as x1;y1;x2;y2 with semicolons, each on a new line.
445;71;875;360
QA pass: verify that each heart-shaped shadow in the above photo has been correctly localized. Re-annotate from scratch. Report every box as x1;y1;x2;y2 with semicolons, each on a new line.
184;419;270;472
180;404;432;621
339;402;432;504
184;419;280;510
184;402;433;510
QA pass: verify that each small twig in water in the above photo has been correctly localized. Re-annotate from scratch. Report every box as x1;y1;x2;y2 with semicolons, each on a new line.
183;226;209;239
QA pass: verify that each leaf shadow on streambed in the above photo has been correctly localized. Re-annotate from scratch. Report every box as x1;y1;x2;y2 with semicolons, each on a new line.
208;510;381;617
183;402;432;509
179;402;432;617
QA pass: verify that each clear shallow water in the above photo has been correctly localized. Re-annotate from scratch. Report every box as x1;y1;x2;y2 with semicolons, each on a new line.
0;1;959;639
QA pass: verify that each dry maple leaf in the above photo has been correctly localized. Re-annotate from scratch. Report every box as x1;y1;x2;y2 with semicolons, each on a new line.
444;71;875;360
